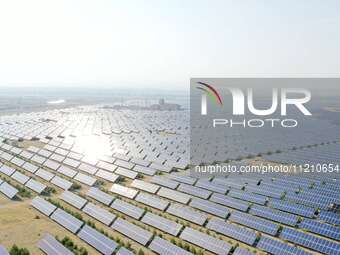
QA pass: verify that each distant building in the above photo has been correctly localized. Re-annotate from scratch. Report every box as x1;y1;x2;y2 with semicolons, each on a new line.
150;99;181;111
105;98;181;111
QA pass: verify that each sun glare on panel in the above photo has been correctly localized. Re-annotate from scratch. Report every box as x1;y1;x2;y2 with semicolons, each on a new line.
74;135;111;160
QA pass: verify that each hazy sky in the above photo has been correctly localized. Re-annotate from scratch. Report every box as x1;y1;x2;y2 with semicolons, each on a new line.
0;0;339;89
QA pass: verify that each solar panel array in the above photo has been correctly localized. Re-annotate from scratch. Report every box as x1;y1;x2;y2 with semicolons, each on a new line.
78;225;118;255
0;181;18;199
149;236;193;255
250;204;299;226
111;198;145;220
180;227;232;255
0;246;9;255
50;208;84;233
190;197;230;218
82;202;116;226
135;192;169;211
38;234;74;255
59;190;87;209
207;218;257;245
280;227;340;255
210;193;250;211
257;236;312;255
166;203;207;225
229;211;279;235
0;105;339;255
111;218;153;246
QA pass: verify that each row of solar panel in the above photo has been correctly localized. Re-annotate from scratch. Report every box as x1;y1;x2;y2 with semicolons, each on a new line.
0;164;47;196
31;196;205;255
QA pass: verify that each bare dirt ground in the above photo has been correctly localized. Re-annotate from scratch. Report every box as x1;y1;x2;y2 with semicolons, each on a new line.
0;195;100;255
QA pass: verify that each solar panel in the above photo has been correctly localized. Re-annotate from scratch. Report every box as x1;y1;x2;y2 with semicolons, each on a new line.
51;176;73;190
0;152;13;161
131;179;160;193
38;149;52;158
0;181;18;199
95;169;119;183
31;196;57;216
149;236;193;255
78;225;118;255
11;171;30;184
180;227;232;255
82;202;116;226
0;245;8;255
10;157;25;167
233;247;255;255
141;212;183;236
168;175;196;185
50;153;65;163
257;236;312;255
166;203;207;226
150;175;179;189
150;162;172;173
55;148;68;156
87;187;114;205
206;218;257;245
115;159;134;169
250;204;298;226
157;187;191;204
268;198;316;217
74;172;97;186
20;150;34;160
195;179;228;194
99;155;115;164
177;183;211;199
97;161;117;172
318;210;340;225
110;184;138;199
133;165;156;175
111;218;153;246
78;163;98;175
116;247;134;255
246;184;283;199
64;157;80;168
82;155;98;166
1;144;12;151
135;192;169;211
280;227;340;255
10;147;22;154
60;190;87;209
190;198;229;218
299;218;340;241
130;157;150;167
25;179;46;194
44;144;56;152
43;159;60;170
115;167;138;179
36;168;55;181
31;154;46;165
57;165;77;178
0;165;15;176
51;208;84;233
38;234;74;255
113;153;131;162
110;198;144;220
212;177;244;189
210;193;249;211
22;162;39;173
229;211;279;235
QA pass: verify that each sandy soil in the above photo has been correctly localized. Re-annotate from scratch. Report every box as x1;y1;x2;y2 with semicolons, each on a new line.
0;195;100;255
